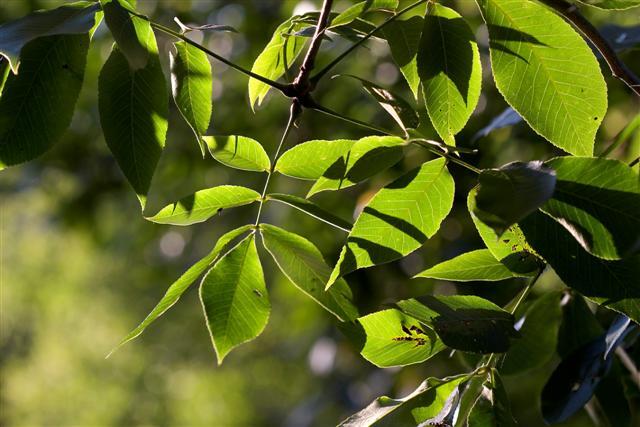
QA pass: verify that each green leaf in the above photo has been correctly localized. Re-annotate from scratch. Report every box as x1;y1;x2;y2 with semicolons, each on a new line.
474;161;557;235
589;297;640;325
340;374;469;426
557;294;603;357
108;224;252;357
170;41;212;156
0;58;9;95
467;188;541;274
357;309;445;367
520;210;640;299
381;16;423;98
501;291;563;375
455;377;486;427
308;136;405;197
542;157;640;260
146;185;260;226
576;0;640;9
0;34;89;169
0;1;100;73
418;3;482;146
415;249;534;282
259;224;358;321
203;135;270;172
98;40;168;208
397;295;516;354
248;18;306;109
265;193;352;232
275;136;405;196
339;74;419;133
477;0;607;156
330;0;399;28
100;0;152;70
469;369;516;427
328;158;455;287
200;234;270;364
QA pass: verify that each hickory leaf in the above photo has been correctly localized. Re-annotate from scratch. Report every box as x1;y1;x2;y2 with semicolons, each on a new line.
100;0;152;70
330;0;398;28
328;158;454;287
200;234;270;364
170;41;212;156
108;224;253;357
381;15;423;98
418;3;482;146
477;0;608;156
204;135;270;172
147;186;261;226
259;224;358;321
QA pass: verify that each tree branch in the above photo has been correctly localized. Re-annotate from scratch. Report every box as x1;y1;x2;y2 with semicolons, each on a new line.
538;0;640;97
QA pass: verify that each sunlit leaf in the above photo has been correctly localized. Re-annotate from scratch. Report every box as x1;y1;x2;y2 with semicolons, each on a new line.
478;0;608;156
98;37;168;208
381;15;423;98
330;0;398;28
100;0;152;70
147;185;260;226
414;249;534;282
328;158;454;287
200;234;270;364
397;296;516;354
108;224;253;356
542;157;640;260
259;224;358;321
340;374;469;426
501;291;562;375
0;34;90;169
204;135;270;172
0;1;100;73
473;161;556;235
357;308;445;367
265;193;352;232
170;41;212;156
418;3;481;145
576;0;640;9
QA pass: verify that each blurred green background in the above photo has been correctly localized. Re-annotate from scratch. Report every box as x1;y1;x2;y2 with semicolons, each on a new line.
1;0;638;426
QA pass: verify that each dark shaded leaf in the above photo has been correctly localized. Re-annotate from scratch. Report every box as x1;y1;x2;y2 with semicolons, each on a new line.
100;0;152;70
381;16;423;98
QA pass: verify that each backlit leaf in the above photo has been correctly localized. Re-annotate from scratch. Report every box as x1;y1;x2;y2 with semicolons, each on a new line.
204;135;270;172
478;0;608;156
100;0;152;70
418;3;482;145
170;41;212;156
259;224;358;321
576;0;640;9
147;185;260;226
357;309;445;367
200;235;270;364
330;0;398;28
381;16;423;98
415;249;534;282
328;158;454;287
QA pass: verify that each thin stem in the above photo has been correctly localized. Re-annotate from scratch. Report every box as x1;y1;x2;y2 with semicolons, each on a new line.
505;266;545;315
412;141;481;174
128;11;289;93
294;0;334;91
409;138;478;154
310;102;394;135
539;0;640;97
254;102;302;226
599;114;640;158
615;347;640;388
311;0;428;84
629;156;639;168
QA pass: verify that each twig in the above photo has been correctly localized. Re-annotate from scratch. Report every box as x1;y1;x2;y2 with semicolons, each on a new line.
411;140;481;174
615;347;640;388
310;0;428;84
539;0;640;97
309;101;393;135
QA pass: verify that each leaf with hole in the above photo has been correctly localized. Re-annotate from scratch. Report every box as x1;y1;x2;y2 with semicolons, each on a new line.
108;224;253;356
0;1;100;73
265;194;352;232
541;157;640;260
473;161;556;235
204;135;270;172
146;186;260;226
170;41;212;156
0;34;90;170
259;224;358;321
418;3;482;146
397;295;517;354
98;36;168;208
478;0;608;156
200;234;270;364
415;249;535;282
328;158;454;287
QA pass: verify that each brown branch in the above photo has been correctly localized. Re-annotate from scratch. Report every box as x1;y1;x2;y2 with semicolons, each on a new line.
538;0;640;97
293;0;334;94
